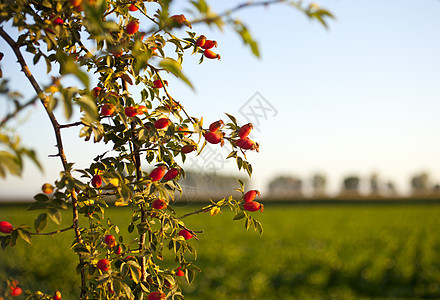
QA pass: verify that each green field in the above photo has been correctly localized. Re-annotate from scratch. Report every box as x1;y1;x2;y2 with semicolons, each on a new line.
1;203;440;299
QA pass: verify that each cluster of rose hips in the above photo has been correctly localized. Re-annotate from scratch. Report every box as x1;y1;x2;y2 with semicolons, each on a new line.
242;190;263;212
93;82;200;160
204;120;259;152
195;35;221;60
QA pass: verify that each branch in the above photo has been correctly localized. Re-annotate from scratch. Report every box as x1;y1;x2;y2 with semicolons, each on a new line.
59;121;86;129
0;96;39;126
191;0;287;25
0;27;65;163
30;225;74;236
0;26;87;299
178;204;214;219
122;77;149;282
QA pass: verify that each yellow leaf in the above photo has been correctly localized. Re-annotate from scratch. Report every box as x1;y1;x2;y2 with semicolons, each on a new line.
45;85;59;94
210;206;221;216
114;199;128;207
107;178;119;187
83;199;95;206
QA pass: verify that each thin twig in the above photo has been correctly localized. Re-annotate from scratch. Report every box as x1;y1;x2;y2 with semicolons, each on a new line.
178;204;214;219
191;0;287;25
59;121;86;129
0;96;39;126
30;225;74;236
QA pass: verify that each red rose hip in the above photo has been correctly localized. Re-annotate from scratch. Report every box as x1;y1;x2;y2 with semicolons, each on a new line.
91;174;102;188
11;287;22;296
204;131;223;144
178;229;193;240
243;201;263;212
147;291;166;300
125;106;138;117
100;103;115;116
176;267;184;276
52;17;64;25
126;20;139;35
152;79;166;89
104;234;116;247
152;199;167;210
154;118;169;130
149;166;166;181
244;190;261;202
54;290;62;300
181;144;196;154
208;120;224;132
236;138;258;151
97;258;111;272
204;49;220;60
0;221;13;234
201;40;217;49
238;123;253;139
92;86;102;98
163;168;179;181
196;35;206;47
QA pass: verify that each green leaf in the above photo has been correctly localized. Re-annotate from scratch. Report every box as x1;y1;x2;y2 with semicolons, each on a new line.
244;217;251;230
255;220;263;237
44;55;52;74
186;269;196;284
34;193;49;202
17;228;32;244
243;161;253;177
0;151;21;178
48;208;62;225
225;113;237;126
34;213;48;232
27;202;49;210
76;96;98;121
120;282;133;299
226;151;237;159
21;149;43;173
236;156;243;170
130;266;140;284
237;179;245;190
60;58;90;89
160;58;194;90
1;236;11;249
233;21;260;57
233;211;245;221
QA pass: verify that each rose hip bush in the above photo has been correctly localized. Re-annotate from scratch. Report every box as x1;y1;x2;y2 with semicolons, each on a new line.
0;0;332;299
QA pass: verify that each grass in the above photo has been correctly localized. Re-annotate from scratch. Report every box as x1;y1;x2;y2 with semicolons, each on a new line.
1;202;440;299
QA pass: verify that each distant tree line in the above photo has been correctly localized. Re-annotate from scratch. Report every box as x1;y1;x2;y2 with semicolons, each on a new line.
175;171;440;201
266;172;440;199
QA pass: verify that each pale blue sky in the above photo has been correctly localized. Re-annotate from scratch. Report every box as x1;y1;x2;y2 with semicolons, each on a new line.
1;0;440;199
